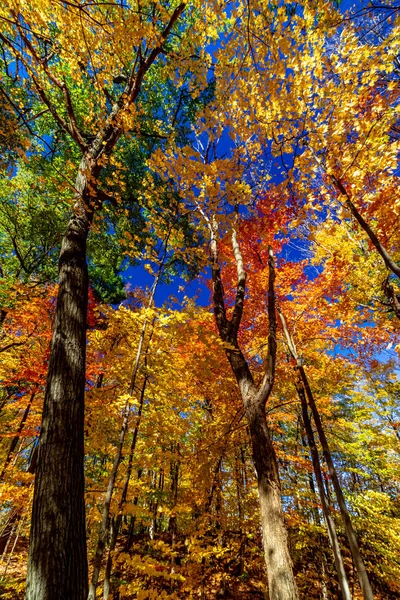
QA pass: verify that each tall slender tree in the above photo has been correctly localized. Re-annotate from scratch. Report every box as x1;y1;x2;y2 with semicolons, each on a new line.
203;212;299;600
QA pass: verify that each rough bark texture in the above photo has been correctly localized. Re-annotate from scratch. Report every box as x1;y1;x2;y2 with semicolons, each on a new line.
19;7;186;598
26;195;91;600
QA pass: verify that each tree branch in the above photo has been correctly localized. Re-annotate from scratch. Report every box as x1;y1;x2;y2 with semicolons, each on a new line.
332;175;400;279
258;246;277;404
231;224;247;337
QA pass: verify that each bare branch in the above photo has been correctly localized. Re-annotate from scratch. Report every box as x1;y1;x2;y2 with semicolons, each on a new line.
258;246;277;404
231;223;247;336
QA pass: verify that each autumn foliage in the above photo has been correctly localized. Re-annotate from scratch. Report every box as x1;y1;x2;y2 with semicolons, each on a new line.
1;1;400;600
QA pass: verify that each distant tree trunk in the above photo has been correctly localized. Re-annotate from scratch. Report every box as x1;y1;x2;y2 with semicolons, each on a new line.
102;372;148;599
92;280;159;600
296;379;351;600
235;445;246;576
204;211;299;600
1;389;36;480
298;367;374;600
26;178;93;600
278;307;373;600
0;510;19;556
168;449;180;585
168;447;180;537
205;454;224;514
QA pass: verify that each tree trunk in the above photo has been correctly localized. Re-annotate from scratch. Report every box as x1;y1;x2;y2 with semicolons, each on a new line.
296;380;351;600
247;401;299;600
1;390;36;480
299;366;374;600
168;449;179;537
205;217;299;600
278;308;372;600
26;178;92;600
92;292;157;600
102;374;148;600
0;510;19;556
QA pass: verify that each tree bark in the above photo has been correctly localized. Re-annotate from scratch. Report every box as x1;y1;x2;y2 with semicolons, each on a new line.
18;7;186;598
26;185;92;600
246;401;299;600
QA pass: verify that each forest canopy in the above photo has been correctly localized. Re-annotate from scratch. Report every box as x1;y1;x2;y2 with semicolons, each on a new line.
0;1;399;600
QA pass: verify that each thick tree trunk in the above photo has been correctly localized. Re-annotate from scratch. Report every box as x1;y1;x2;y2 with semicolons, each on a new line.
26;186;91;600
296;381;351;600
247;401;299;600
21;8;185;596
299;367;374;600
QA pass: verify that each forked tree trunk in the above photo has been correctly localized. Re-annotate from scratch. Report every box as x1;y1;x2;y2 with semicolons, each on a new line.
26;191;92;600
204;211;299;600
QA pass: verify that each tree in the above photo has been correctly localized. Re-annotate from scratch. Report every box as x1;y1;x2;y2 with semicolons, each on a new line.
203;214;299;599
0;1;216;597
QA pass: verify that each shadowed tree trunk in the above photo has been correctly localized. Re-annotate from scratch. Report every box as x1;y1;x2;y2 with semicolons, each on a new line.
204;211;299;600
26;183;93;600
0;510;19;556
18;6;186;599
